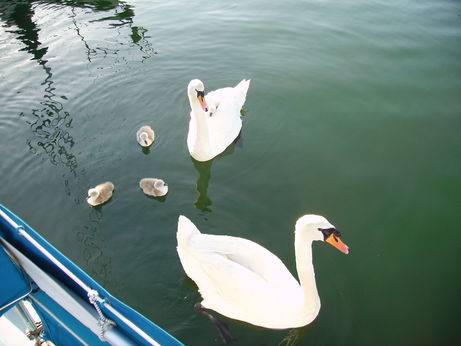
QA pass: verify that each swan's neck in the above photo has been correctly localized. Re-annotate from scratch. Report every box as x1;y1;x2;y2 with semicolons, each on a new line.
188;91;211;158
294;229;321;322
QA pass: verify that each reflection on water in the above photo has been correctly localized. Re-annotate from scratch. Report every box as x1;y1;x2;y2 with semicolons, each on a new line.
192;158;213;212
0;1;47;60
142;193;167;203
1;0;154;178
77;208;112;286
235;128;244;148
0;1;77;173
23;65;77;172
0;0;154;285
192;135;245;213
70;1;155;63
141;146;151;155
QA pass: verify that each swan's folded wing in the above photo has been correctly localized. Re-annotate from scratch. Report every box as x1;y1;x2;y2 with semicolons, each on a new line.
206;83;248;115
205;87;232;109
185;234;301;320
233;79;250;107
190;234;299;290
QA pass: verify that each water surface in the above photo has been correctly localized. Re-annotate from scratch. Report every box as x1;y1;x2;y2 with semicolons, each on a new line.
1;1;460;345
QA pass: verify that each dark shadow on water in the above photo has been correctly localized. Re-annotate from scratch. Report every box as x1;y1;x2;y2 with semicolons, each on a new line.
141;193;167;203
191;134;243;213
235;128;244;148
141;146;151;155
181;274;199;292
192;158;213;213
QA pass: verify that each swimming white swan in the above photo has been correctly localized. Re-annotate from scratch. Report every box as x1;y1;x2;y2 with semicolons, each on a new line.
176;214;349;330
187;79;250;161
139;178;168;197
87;182;114;206
136;125;155;147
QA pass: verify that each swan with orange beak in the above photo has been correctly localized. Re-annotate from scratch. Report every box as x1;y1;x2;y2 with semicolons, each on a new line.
177;214;349;343
186;78;250;162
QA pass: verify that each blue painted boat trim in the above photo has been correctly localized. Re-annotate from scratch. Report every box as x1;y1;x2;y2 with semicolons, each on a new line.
0;204;183;345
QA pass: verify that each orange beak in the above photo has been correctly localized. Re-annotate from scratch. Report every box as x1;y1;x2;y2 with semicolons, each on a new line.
197;94;209;112
326;234;349;254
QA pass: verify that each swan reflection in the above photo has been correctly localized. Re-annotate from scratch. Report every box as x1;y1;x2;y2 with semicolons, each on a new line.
192;135;243;212
192;158;213;212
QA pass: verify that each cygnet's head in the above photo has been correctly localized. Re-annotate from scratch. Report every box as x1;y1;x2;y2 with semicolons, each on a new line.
87;188;99;199
137;126;155;147
295;215;349;254
139;132;149;146
153;179;168;196
154;179;166;190
188;79;208;112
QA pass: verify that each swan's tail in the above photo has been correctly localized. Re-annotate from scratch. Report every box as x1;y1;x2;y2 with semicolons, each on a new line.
177;215;201;250
235;79;251;107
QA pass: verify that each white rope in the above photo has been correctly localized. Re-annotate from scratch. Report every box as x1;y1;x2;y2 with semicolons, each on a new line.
87;290;115;341
15;227;116;340
0;208;163;345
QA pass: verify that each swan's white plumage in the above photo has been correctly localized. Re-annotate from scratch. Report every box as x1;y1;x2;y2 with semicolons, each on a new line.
187;79;250;161
176;214;347;329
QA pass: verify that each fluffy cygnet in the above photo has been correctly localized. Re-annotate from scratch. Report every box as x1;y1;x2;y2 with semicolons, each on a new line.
87;182;114;206
139;178;168;197
136;125;155;147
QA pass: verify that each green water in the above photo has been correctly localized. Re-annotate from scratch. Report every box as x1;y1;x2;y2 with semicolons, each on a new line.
1;0;460;345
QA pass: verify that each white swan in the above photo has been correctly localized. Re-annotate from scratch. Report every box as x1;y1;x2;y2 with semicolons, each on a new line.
176;214;349;329
136;125;155;147
139;178;168;197
187;79;250;162
87;182;114;206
